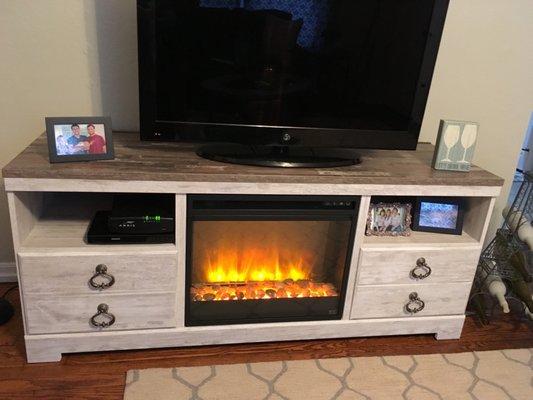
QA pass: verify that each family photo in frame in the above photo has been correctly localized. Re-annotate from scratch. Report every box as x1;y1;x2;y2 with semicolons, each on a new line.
45;117;114;163
366;202;412;236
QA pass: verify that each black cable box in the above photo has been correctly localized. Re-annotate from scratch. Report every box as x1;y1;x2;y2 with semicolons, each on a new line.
107;194;174;234
87;211;174;244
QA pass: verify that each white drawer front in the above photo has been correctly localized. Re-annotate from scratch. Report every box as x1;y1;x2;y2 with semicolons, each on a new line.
25;292;177;334
18;253;177;294
357;247;481;285
350;282;471;319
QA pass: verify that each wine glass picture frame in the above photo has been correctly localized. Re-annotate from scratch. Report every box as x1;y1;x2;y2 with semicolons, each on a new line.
432;120;479;172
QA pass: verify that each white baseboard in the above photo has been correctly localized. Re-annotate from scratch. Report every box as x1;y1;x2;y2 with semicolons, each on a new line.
0;262;17;283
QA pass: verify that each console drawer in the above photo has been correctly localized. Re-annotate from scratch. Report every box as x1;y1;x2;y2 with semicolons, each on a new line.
24;292;177;334
357;247;481;285
350;282;471;319
18;252;177;294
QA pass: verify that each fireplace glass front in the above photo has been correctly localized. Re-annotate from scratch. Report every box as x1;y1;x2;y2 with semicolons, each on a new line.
186;196;359;326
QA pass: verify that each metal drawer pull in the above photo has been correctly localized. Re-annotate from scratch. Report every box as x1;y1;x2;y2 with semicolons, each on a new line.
405;292;425;314
90;303;115;328
89;264;115;290
410;257;432;280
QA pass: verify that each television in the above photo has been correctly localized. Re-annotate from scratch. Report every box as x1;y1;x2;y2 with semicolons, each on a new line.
138;0;449;167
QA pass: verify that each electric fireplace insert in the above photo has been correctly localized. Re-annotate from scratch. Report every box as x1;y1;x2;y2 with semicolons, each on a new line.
186;195;359;326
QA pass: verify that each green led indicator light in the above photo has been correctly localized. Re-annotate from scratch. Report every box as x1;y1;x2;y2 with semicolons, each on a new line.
143;215;161;221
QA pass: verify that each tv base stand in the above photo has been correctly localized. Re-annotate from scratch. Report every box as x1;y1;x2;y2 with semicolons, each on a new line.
196;143;361;168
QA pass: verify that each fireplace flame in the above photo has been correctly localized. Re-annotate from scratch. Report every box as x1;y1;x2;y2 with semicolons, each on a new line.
204;247;309;283
192;246;338;301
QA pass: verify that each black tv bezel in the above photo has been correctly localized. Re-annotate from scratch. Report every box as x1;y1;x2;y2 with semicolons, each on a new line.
137;0;450;149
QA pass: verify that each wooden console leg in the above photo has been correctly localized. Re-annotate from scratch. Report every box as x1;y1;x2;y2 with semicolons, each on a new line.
25;340;63;363
434;315;465;340
435;329;462;340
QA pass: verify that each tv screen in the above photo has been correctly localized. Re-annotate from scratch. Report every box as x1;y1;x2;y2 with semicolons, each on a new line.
138;0;449;149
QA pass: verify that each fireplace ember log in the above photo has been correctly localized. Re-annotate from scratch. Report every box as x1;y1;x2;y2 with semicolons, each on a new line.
191;280;338;301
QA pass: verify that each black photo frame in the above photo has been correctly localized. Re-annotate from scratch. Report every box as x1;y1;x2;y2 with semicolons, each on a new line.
412;197;465;235
45;117;114;163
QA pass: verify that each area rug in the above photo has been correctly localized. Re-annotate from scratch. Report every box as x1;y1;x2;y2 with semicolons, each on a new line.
124;348;532;400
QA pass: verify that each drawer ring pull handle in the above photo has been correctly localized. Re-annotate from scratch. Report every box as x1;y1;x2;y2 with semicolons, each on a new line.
90;303;115;328
89;264;115;290
410;258;432;280
405;292;425;314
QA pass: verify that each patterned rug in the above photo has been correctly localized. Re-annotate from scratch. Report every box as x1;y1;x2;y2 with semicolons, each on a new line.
123;348;533;400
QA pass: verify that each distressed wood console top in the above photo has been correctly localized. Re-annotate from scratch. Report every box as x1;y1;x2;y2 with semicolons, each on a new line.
3;132;503;188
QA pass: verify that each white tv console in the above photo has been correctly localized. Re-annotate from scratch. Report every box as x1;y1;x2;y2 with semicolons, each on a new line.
2;133;503;362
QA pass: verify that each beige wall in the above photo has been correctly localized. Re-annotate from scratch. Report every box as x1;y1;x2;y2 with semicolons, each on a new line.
1;0;532;263
0;0;138;262
419;0;533;242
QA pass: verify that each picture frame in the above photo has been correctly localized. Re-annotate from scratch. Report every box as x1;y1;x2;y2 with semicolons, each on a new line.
45;116;114;163
412;197;465;235
366;202;412;236
432;119;479;172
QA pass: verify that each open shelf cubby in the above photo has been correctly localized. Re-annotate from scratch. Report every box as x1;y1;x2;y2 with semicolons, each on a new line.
362;196;493;247
13;192;177;254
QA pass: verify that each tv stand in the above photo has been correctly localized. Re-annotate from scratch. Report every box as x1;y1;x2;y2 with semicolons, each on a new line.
2;132;503;363
196;143;361;168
